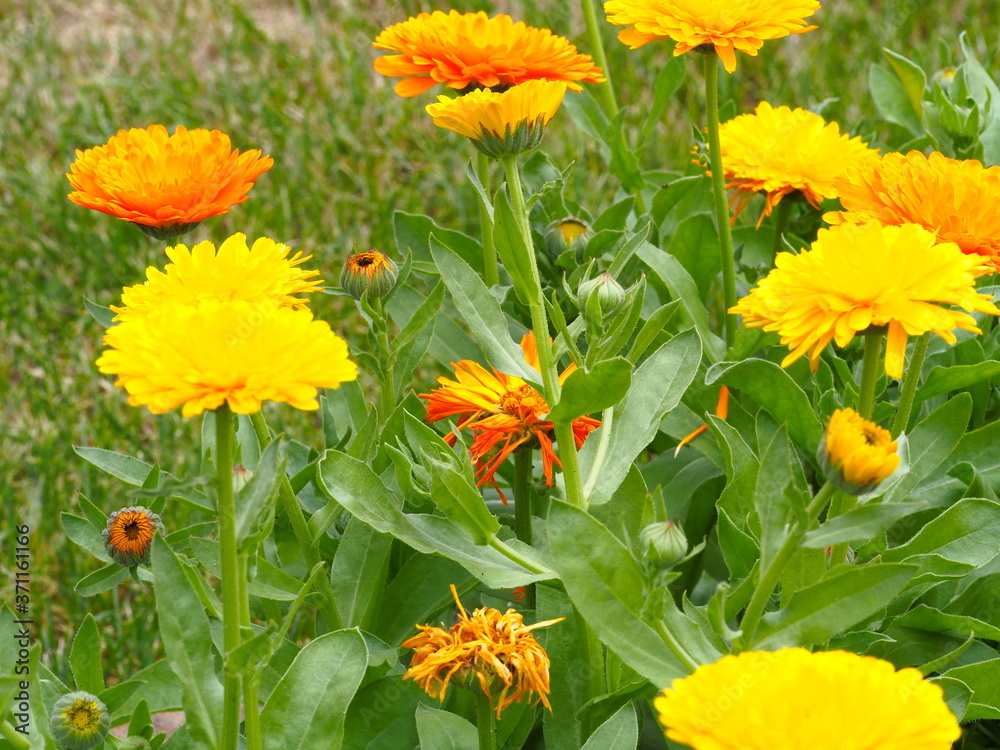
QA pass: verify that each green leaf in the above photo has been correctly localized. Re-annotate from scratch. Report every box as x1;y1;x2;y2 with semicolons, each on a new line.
941;658;1000;720
717;508;757;580
414;705;477;750
391;282;444;401
84;297;116;328
642;56;685;144
69;614;103;693
261;629;368;750
493;187;539;305
754;428;796;571
98;679;143;714
916;361;1000;402
424;455;501;545
538;585;585;750
581;703;637;750
894;604;1000;641
668;214;720;299
888;394;971;501
330;518;394;630
930;676;973;722
802;502;927;548
394;210;483;274
870;63;923;135
75;564;128;597
882;498;1000;567
62;513;111;562
752;563;917;649
235;439;282;551
883;49;927;125
549;358;631;423
74;446;153;485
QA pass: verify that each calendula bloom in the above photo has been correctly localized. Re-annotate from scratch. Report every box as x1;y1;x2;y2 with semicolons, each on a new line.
402;584;563;719
730;222;1000;378
97;298;358;417
103;506;164;566
67;124;273;238
604;0;820;73
113;233;321;321
826;150;1000;270
655;648;960;750
819;408;899;494
420;333;600;502
50;692;110;750
372;10;605;97
706;101;877;225
426;80;567;159
340;250;398;299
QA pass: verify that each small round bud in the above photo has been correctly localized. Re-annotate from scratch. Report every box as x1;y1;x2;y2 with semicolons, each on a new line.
51;691;110;750
544;216;592;257
639;520;688;569
102;506;164;567
340;250;398;300
578;273;627;319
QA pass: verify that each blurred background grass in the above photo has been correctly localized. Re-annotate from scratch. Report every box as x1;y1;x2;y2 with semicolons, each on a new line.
1;0;997;683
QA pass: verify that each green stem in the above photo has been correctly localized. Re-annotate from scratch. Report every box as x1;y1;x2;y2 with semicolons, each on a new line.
485;533;546;574
857;333;884;420
216;405;242;750
703;53;738;347
581;618;607;738
249;410;343;631
828;492;858;568
580;0;618;118
372;297;395;427
653;619;701;674
772;197;793;258
239;554;262;750
1;721;30;749
513;449;535;610
891;332;930;437
478;152;499;287
581;406;614;501
475;691;497;750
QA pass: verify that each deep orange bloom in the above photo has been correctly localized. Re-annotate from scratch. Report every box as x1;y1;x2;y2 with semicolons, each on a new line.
420;333;600;502
373;10;605;97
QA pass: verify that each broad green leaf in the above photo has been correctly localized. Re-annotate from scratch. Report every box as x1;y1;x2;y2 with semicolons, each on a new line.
882;498;1000;567
754;428;796;571
391;282;443;401
581;703;637;750
235;438;281;551
950;410;1000;491
394;210;483;274
549;358;631;423
84;297;115;327
930;676;973;723
642;56;685;144
424;455;501;545
74;446;153;485
261;629;368;750
916;361;1000;402
539;585;585;750
69;614;103;694
894;604;1000;641
802;502;926;548
75;564;128;597
493;187;539;305
667;214;720;298
883;48;927;125
330;517;393;630
887;394;972;502
414;705;477;750
98;679;143;714
870;63;923;135
717;508;757;580
941;658;1000;720
343;678;429;748
711;418;759;532
188;539;305;602
62;513;111;562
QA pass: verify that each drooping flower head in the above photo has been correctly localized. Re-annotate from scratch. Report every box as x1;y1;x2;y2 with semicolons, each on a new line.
103;506;164;567
654;648;960;750
373;10;605;97
730;222;1000;378
426;80;568;159
604;0;820;73
819;409;900;494
704;101;877;225
97;298;358;417
113;233;321;321
420;333;600;502
67;124;273;239
826;150;1000;271
402;584;563;719
51;692;111;750
340;250;398;300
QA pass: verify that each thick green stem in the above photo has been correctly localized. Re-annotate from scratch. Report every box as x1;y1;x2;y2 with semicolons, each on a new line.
582;406;614;501
891;332;930;437
513;449;535;609
653;619;701;674
239;554;262;750
1;721;30;749
216;405;242;750
703;53;738;346
857;333;884;420
249;410;343;631
772;197;793;258
580;0;618;118
475;691;497;750
478;152;499;287
485;534;546;574
372;297;395;427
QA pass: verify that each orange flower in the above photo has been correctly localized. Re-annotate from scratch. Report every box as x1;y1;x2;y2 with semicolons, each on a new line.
402;584;562;719
826;150;1000;271
67;124;273;238
373;10;605;97
420;333;600;502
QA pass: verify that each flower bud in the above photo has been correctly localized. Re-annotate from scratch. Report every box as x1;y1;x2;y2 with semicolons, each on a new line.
577;273;627;319
640;520;688;569
544;216;593;257
340;250;398;300
51;692;110;750
102;506;164;567
818;408;900;496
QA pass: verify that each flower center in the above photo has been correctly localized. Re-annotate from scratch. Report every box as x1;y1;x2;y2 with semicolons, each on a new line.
499;385;548;421
64;702;100;732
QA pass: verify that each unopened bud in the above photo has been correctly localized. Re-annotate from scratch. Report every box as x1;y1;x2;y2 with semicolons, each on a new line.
578;273;626;319
545;216;592;257
639;520;688;569
340;250;397;300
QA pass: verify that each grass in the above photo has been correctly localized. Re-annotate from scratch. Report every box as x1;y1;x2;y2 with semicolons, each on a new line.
2;0;997;684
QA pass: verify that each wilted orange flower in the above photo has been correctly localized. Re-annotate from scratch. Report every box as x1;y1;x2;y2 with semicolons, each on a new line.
604;0;820;73
402;584;562;719
826;150;1000;271
67;124;273;238
373;10;605;97
420;332;600;502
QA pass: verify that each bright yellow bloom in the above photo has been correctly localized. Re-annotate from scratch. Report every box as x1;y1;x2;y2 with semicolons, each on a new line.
822;408;899;494
655;649;960;750
67;124;272;237
113;233;321;321
97;298;357;417
708;101;877;225
402;584;563;719
103;506;164;567
827;150;1000;271
373;10;605;97
604;0;820;73
426;80;567;159
730;222;1000;378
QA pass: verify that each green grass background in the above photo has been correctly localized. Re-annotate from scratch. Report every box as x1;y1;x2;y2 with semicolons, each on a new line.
2;0;997;682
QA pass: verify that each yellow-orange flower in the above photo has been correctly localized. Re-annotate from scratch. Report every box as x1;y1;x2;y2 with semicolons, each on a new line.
402;584;562;719
826;150;1000;271
655;648;960;750
97;298;357;417
113;233;321;321
103;506;164;567
67;124;273;237
373;10;605;97
340;250;398;299
426;80;567;159
730;222;1000;378
707;101;877;225
420;333;600;501
604;0;820;73
821;408;899;494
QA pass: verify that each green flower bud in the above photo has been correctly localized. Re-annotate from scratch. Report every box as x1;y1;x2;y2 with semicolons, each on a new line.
577;273;627;319
544;216;592;257
640;520;688;569
132;221;201;241
340;250;398;300
51;691;110;750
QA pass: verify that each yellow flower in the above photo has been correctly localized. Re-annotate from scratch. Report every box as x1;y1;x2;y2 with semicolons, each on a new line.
729;222;1000;378
340;250;398;300
113;233;321;321
603;0;820;73
67;124;273;238
655;649;960;750
402;584;563;719
373;10;605;97
820;409;899;494
97;298;358;417
426;80;567;159
103;506;164;567
707;101;877;225
826;150;1000;271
